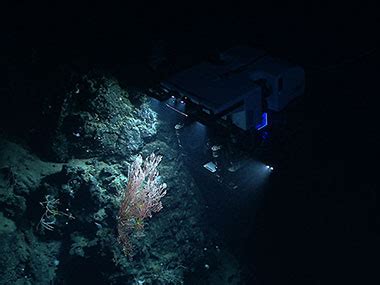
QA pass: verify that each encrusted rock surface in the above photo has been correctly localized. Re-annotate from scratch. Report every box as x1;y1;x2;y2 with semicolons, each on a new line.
51;74;158;162
0;74;215;284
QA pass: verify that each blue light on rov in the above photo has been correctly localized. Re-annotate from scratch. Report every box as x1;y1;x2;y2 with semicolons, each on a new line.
256;112;268;131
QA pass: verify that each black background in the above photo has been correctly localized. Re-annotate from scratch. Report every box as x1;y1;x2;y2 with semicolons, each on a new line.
1;1;378;284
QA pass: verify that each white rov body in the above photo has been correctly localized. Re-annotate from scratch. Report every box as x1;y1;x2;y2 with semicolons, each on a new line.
162;46;305;130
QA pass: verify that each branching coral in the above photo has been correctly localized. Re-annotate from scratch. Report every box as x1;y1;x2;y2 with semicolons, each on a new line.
117;153;167;255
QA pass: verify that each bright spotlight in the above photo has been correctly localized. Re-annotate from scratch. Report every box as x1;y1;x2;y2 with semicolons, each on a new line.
171;95;175;99
180;100;185;104
265;165;274;171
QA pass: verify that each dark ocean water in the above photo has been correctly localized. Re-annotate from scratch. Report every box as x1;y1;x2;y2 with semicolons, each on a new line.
1;2;378;284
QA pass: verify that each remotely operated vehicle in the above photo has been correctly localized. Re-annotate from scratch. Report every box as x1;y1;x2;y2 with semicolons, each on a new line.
147;46;304;179
150;46;304;132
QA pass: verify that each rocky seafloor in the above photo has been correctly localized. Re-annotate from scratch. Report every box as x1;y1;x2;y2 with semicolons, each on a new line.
0;72;242;284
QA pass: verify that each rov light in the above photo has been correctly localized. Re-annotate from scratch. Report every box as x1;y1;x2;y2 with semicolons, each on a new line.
270;166;274;171
256;112;268;131
180;100;185;104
